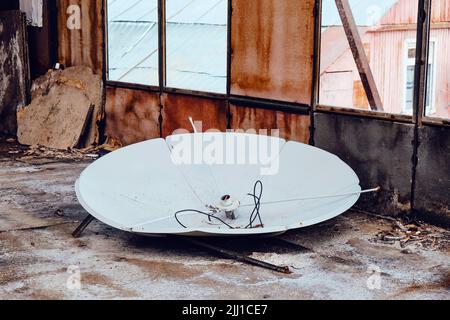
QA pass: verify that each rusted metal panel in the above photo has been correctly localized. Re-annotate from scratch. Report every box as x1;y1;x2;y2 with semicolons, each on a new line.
230;0;315;104
315;112;414;216
161;93;227;137
0;11;29;134
57;0;103;74
105;86;161;146
229;104;311;143
414;125;450;226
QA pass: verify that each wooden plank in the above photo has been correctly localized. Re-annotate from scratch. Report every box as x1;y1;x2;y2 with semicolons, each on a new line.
335;0;384;111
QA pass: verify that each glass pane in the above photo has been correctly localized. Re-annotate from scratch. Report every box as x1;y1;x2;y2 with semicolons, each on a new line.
166;0;228;93
405;65;414;112
408;48;416;59
424;37;449;118
107;0;159;86
320;0;419;115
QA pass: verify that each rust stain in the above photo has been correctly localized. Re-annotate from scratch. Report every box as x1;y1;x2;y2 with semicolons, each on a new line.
394;272;450;297
229;104;311;143
124;258;203;280
105;87;161;146
82;272;138;297
231;0;315;104
57;0;104;74
161;93;227;137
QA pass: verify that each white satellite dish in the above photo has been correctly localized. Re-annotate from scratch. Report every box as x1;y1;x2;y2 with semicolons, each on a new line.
75;132;373;237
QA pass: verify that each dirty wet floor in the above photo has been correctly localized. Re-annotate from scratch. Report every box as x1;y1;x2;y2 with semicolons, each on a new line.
0;140;449;300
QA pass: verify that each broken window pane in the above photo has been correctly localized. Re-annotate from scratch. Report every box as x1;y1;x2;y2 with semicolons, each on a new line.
107;0;159;86
320;0;419;115
424;3;450;119
165;0;228;94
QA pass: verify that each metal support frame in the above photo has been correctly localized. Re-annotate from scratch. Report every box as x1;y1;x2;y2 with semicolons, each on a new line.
158;0;166;92
180;237;292;274
411;0;432;212
310;0;322;145
72;214;95;238
334;0;383;111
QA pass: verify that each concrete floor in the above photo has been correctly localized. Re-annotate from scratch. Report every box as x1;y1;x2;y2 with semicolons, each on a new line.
0;140;449;300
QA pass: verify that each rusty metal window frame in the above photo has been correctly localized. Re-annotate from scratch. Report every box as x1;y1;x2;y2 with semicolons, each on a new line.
104;0;229;98
313;0;448;126
104;0;312;115
104;0;160;89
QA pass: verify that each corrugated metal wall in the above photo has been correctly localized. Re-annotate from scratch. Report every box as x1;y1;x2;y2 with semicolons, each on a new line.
380;0;450;25
368;29;417;114
57;0;104;74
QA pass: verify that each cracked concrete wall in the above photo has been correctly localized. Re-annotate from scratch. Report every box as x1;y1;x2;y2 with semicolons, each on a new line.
0;11;29;135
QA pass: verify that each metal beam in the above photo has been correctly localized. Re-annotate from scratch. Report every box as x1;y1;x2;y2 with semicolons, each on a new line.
411;0;432;212
158;0;167;90
335;0;383;111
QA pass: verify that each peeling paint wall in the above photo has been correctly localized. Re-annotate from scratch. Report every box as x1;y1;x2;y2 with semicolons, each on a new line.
0;11;29;134
230;0;315;104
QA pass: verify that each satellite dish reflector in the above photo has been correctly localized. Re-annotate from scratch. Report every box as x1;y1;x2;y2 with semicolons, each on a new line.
75;133;365;237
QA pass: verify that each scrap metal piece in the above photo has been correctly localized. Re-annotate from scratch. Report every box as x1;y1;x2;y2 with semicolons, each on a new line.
72;214;95;238
180;237;292;275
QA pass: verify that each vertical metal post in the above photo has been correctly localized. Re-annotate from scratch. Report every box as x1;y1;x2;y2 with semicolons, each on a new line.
158;0;167;137
226;0;232;96
310;0;322;146
412;0;432;126
411;0;432;212
158;0;167;90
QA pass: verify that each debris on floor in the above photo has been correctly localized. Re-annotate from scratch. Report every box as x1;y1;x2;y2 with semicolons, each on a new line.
0;135;120;162
18;145;100;162
16;66;103;150
373;219;450;250
0;150;449;299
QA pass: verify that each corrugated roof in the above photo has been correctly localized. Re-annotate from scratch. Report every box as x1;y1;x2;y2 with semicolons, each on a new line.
322;0;397;27
107;0;227;92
